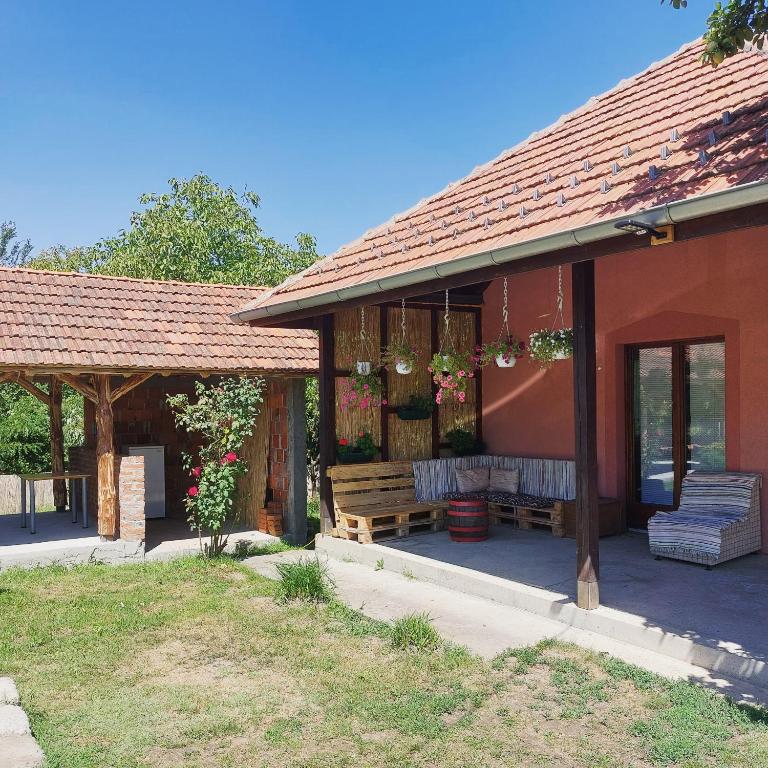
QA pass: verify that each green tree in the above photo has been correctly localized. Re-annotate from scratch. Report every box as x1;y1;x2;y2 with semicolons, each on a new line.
668;0;767;65
0;221;33;266
21;175;318;287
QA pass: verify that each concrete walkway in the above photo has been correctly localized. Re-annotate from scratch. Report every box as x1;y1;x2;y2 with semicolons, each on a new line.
245;550;768;708
0;511;279;569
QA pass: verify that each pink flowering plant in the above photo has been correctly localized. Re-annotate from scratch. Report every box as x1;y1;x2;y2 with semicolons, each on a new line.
339;369;387;410
477;335;526;367
168;376;263;556
428;350;476;404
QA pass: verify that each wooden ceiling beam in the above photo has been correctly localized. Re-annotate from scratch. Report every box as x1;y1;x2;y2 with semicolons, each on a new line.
109;372;153;403
56;373;98;404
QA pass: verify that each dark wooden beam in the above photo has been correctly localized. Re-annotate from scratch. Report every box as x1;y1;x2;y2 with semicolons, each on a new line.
57;373;98;404
95;375;117;539
318;314;336;533
9;374;50;407
49;376;67;511
248;202;768;328
109;372;154;403
380;306;389;461
572;259;600;610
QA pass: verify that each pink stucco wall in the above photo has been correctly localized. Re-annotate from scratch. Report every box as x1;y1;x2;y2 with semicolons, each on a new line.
481;225;768;549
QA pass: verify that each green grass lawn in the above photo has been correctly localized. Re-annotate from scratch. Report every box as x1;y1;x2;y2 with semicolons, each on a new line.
1;558;766;768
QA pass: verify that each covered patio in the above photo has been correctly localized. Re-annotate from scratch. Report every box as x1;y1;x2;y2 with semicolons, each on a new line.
0;268;317;562
235;37;768;622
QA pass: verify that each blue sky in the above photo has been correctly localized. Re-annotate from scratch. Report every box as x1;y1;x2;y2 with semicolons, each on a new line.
1;1;712;257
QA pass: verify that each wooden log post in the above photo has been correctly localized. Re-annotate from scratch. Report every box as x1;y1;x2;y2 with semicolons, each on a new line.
94;374;117;539
49;376;67;512
572;259;600;610
318;314;336;534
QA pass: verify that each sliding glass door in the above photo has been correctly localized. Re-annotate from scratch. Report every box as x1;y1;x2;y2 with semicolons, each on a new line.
627;339;725;527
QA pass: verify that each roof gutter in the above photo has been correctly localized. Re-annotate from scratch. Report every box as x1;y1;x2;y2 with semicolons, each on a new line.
233;180;768;323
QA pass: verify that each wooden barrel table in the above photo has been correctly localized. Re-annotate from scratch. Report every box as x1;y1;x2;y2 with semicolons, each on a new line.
447;498;489;543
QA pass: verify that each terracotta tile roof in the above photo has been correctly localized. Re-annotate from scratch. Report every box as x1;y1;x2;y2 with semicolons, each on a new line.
0;268;318;373
238;40;768;320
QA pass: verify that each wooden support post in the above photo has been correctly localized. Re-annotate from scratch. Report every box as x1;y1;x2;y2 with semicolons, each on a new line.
318;314;336;534
49;376;67;511
572;259;600;610
94;374;117;539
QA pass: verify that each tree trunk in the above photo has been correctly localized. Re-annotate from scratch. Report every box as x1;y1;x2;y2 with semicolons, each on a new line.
95;375;117;539
49;376;67;511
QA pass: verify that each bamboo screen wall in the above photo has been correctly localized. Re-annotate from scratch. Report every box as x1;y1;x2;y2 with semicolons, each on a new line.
235;396;270;528
333;304;480;462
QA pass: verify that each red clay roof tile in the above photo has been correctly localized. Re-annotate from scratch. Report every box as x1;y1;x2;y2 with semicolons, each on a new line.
0;268;317;373
239;40;768;319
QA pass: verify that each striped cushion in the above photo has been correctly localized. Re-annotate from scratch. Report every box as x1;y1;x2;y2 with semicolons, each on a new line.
648;512;737;555
676;473;756;520
444;490;557;508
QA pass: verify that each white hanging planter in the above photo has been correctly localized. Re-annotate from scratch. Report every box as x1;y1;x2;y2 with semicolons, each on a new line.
495;354;517;368
553;350;572;361
356;361;372;375
395;360;413;375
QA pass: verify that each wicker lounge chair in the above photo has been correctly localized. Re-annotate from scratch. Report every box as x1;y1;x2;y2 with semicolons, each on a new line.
648;472;762;567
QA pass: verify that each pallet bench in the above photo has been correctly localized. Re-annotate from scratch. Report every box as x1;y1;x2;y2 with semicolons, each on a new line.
488;502;565;537
327;461;446;544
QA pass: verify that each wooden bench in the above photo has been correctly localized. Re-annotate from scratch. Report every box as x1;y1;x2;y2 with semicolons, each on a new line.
327;461;446;544
488;501;565;537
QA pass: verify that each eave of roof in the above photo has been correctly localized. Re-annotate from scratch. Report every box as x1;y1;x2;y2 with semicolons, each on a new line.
233;39;768;324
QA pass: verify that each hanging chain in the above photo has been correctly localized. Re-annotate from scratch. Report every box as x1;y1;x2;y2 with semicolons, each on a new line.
360;305;366;343
400;297;407;340
550;265;565;331
444;289;450;332
499;276;511;339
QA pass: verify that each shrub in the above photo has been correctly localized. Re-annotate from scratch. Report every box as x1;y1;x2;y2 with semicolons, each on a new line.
275;557;335;603
446;428;484;457
391;612;441;652
168;376;264;556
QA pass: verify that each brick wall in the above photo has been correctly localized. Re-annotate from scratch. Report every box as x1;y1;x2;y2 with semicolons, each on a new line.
117;455;144;542
267;379;290;517
68;447;146;542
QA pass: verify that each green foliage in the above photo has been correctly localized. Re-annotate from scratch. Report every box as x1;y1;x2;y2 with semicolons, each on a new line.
305;377;320;495
667;0;767;65
168;377;264;556
445;427;484;457
390;612;442;652
396;393;434;420
0;384;84;474
20;175;318;287
336;431;379;462
275;557;335;603
0;221;32;266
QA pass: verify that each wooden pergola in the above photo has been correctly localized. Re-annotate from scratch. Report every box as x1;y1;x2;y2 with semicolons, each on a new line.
0;369;151;537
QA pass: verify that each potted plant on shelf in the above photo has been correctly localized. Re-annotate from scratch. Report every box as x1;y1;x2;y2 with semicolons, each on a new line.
382;338;417;375
446;427;484;457
528;328;573;365
339;368;387;410
336;432;379;464
429;350;476;405
478;335;526;368
396;394;434;421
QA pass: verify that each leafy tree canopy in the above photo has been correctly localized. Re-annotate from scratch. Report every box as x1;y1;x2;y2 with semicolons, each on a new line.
17;175;318;288
0;221;33;267
669;0;767;65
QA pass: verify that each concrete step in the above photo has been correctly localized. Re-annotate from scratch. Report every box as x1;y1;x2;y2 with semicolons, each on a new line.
0;705;30;737
0;679;19;706
246;547;768;707
316;534;768;692
0;734;45;768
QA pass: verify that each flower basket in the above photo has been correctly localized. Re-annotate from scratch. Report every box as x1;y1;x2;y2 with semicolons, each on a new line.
477;336;526;369
340;369;387;409
336;432;378;463
396;394;434;421
528;328;573;365
382;338;417;376
429;350;476;404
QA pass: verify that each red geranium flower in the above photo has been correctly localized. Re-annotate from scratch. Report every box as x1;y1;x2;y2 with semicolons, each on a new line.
188;486;199;497
191;466;202;478
223;451;238;464
339;438;349;446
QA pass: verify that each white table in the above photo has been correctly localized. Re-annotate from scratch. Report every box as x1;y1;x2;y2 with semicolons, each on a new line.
18;473;91;535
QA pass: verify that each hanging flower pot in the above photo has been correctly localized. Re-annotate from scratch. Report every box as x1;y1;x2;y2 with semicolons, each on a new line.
340;369;387;410
429;350;476;404
382;337;417;376
356;361;372;375
478;335;526;369
528;328;573;365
